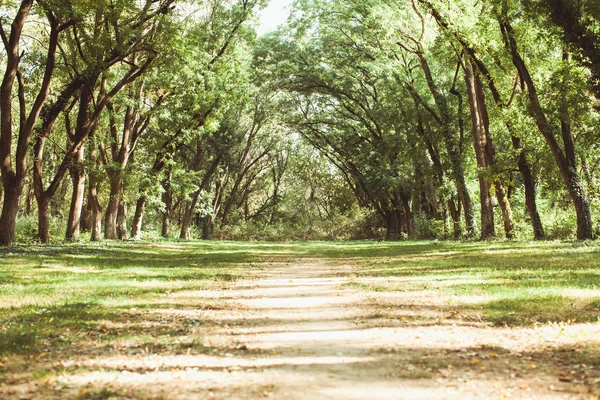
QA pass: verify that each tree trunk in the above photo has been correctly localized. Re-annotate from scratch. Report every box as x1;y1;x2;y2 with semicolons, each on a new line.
37;194;50;244
81;199;92;232
514;147;545;239
494;182;515;239
566;170;593;240
25;184;34;216
400;192;414;237
116;200;127;240
465;58;495;239
455;179;475;236
478;177;495;239
202;216;214;240
65;146;86;241
385;210;402;241
448;198;461;239
161;210;170;238
0;184;22;246
0;1;34;247
180;199;195;240
104;176;121;239
131;195;146;240
500;16;593;239
88;182;102;242
161;168;172;238
417;50;476;236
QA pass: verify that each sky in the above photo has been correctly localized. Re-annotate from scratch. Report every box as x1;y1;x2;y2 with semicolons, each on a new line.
257;0;294;35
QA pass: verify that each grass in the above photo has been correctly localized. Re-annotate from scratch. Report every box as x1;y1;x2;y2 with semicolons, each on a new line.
0;241;296;358
312;240;600;326
0;239;599;398
0;240;598;355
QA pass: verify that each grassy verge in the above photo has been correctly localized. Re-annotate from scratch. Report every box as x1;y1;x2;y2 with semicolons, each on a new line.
306;240;600;326
0;239;599;398
0;241;297;357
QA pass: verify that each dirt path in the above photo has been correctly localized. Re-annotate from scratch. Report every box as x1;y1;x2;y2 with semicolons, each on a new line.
5;259;599;399
125;260;599;399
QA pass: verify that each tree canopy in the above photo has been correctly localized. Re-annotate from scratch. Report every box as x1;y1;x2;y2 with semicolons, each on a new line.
0;0;598;245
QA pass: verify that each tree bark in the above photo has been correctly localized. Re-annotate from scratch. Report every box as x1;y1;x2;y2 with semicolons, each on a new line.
65;145;86;240
37;194;50;244
0;184;22;246
180;193;199;240
88;182;102;242
131;195;146;240
116;199;127;240
161;168;172;238
464;58;495;239
104;176;121;239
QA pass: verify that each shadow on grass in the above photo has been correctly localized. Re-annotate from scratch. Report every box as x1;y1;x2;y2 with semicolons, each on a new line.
0;240;599;399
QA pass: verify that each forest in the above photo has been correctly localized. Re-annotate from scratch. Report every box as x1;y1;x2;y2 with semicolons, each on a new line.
1;1;600;399
0;0;598;246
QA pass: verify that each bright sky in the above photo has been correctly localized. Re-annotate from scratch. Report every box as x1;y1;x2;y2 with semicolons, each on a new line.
258;0;294;35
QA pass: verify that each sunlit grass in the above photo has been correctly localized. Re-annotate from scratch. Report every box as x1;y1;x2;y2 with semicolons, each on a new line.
328;240;600;326
0;241;294;359
0;240;599;398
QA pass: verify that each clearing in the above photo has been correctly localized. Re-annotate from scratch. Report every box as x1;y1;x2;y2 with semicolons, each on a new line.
0;241;599;399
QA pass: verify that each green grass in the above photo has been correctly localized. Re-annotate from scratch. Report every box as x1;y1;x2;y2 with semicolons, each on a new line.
0;238;598;400
313;240;600;326
0;241;295;357
0;239;599;360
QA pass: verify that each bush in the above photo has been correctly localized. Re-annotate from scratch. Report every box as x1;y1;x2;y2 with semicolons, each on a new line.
15;215;65;243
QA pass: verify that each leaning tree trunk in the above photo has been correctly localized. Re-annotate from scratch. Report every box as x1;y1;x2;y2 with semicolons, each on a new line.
512;137;545;239
131;195;146;240
65;146;86;241
465;58;496;239
500;16;593;239
494;182;515;239
417;49;476;236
